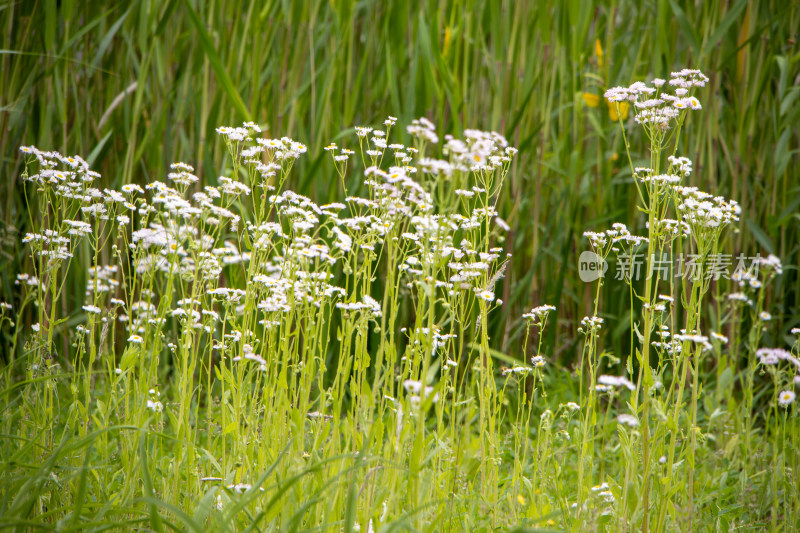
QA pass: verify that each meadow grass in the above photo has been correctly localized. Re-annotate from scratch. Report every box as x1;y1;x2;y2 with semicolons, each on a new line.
1;1;799;531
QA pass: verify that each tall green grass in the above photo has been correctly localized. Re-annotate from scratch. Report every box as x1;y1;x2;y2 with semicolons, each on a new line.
1;1;799;531
2;0;798;357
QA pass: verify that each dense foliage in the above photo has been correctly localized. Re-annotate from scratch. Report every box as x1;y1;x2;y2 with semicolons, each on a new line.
1;1;799;531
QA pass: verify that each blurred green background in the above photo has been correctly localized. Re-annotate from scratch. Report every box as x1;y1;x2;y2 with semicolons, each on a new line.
2;0;798;365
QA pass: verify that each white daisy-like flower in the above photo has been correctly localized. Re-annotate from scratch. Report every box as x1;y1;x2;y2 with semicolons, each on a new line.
475;289;495;302
598;490;615;503
522;304;556;322
530;355;546;368
617;414;639;427
778;390;796;407
598;374;636;391
757;347;790;365
121;183;144;195
710;331;728;344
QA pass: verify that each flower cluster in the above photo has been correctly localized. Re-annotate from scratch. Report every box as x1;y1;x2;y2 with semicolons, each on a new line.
604;69;707;130
674;186;741;230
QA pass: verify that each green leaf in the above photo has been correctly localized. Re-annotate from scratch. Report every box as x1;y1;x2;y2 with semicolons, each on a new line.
86;130;113;167
182;0;252;122
668;0;701;57
744;217;774;255
702;0;748;57
138;431;165;533
119;347;137;372
466;342;519;366
779;86;799;117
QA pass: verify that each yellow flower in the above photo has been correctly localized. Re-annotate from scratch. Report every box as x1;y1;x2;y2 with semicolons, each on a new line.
443;26;452;57
607;99;629;121
595;39;604;69
582;93;601;108
517;494;526;505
